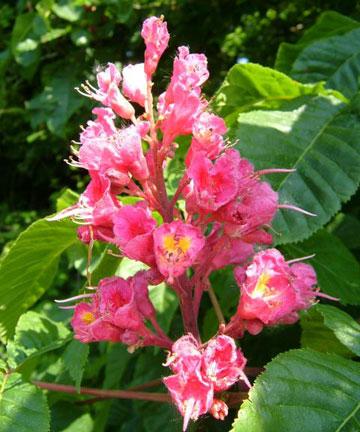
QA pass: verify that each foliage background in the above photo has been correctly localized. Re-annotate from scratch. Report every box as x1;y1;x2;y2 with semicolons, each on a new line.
1;1;360;432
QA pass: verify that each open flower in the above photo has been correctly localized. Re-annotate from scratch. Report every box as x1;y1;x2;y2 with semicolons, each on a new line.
153;221;205;281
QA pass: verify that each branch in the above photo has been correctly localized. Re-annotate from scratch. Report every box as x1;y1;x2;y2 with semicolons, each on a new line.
32;380;171;403
32;380;248;408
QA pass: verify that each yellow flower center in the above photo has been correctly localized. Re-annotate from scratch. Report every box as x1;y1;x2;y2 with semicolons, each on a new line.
252;272;271;298
81;311;95;325
163;234;191;255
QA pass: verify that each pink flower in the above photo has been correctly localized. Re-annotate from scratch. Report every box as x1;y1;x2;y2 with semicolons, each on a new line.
141;16;170;76
111;124;149;182
153;221;205;281
113;203;156;266
236;249;297;325
122;63;147;106
79;63;135;119
228;250;320;336
202;335;247;391
158;84;204;147
165;334;202;375
290;262;318;310
186;112;227;164
98;276;145;330
210;235;254;270
186;149;240;212
163;371;214;431
165;47;209;102
76;112;149;189
50;171;120;243
209;399;229;421
209;157;278;243
71;301;123;343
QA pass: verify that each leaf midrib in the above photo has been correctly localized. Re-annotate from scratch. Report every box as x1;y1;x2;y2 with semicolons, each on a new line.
335;401;360;431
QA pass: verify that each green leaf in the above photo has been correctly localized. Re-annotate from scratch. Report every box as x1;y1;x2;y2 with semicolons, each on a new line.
40;27;71;43
282;230;360;305
212;63;334;122
6;311;71;369
116;257;148;278
56;188;79;212
104;0;133;23
91;245;122;285
231;349;360;432
10;13;40;67
301;308;354;357
312;305;360;356
103;344;131;390
149;283;178;333
0;372;50;432
291;28;360;98
229;94;360;244
0;218;78;342
62;340;89;391
26;66;84;136
52;1;83;22
332;213;360;250
275;11;360;74
60;413;93;432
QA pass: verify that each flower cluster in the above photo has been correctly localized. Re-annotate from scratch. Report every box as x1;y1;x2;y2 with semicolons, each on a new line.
164;334;249;430
52;15;333;430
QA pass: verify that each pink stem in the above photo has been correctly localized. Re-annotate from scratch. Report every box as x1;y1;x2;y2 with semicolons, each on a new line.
54;293;94;303
286;254;315;265
278;204;317;217
256;168;296;176
316;291;339;301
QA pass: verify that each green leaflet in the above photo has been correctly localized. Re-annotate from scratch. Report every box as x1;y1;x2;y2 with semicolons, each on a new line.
6;311;71;369
0;373;50;432
0;218;78;342
62;340;89;392
291;28;360;98
275;11;360;74
232;349;360;432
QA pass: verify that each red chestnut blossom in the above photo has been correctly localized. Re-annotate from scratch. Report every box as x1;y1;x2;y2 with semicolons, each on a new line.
165;334;202;375
166;46;209;100
113;203;157;266
158;83;205;147
122;63;147;106
141;16;170;77
209;399;229;421
164;371;214;431
186;113;227;165
98;276;145;330
76;112;149;189
186;149;240;212
235;249;297;325
78;63;135;119
71;301;124;343
51;171;120;244
227;249;321;336
158;47;209;146
202;335;248;391
153;221;205;281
